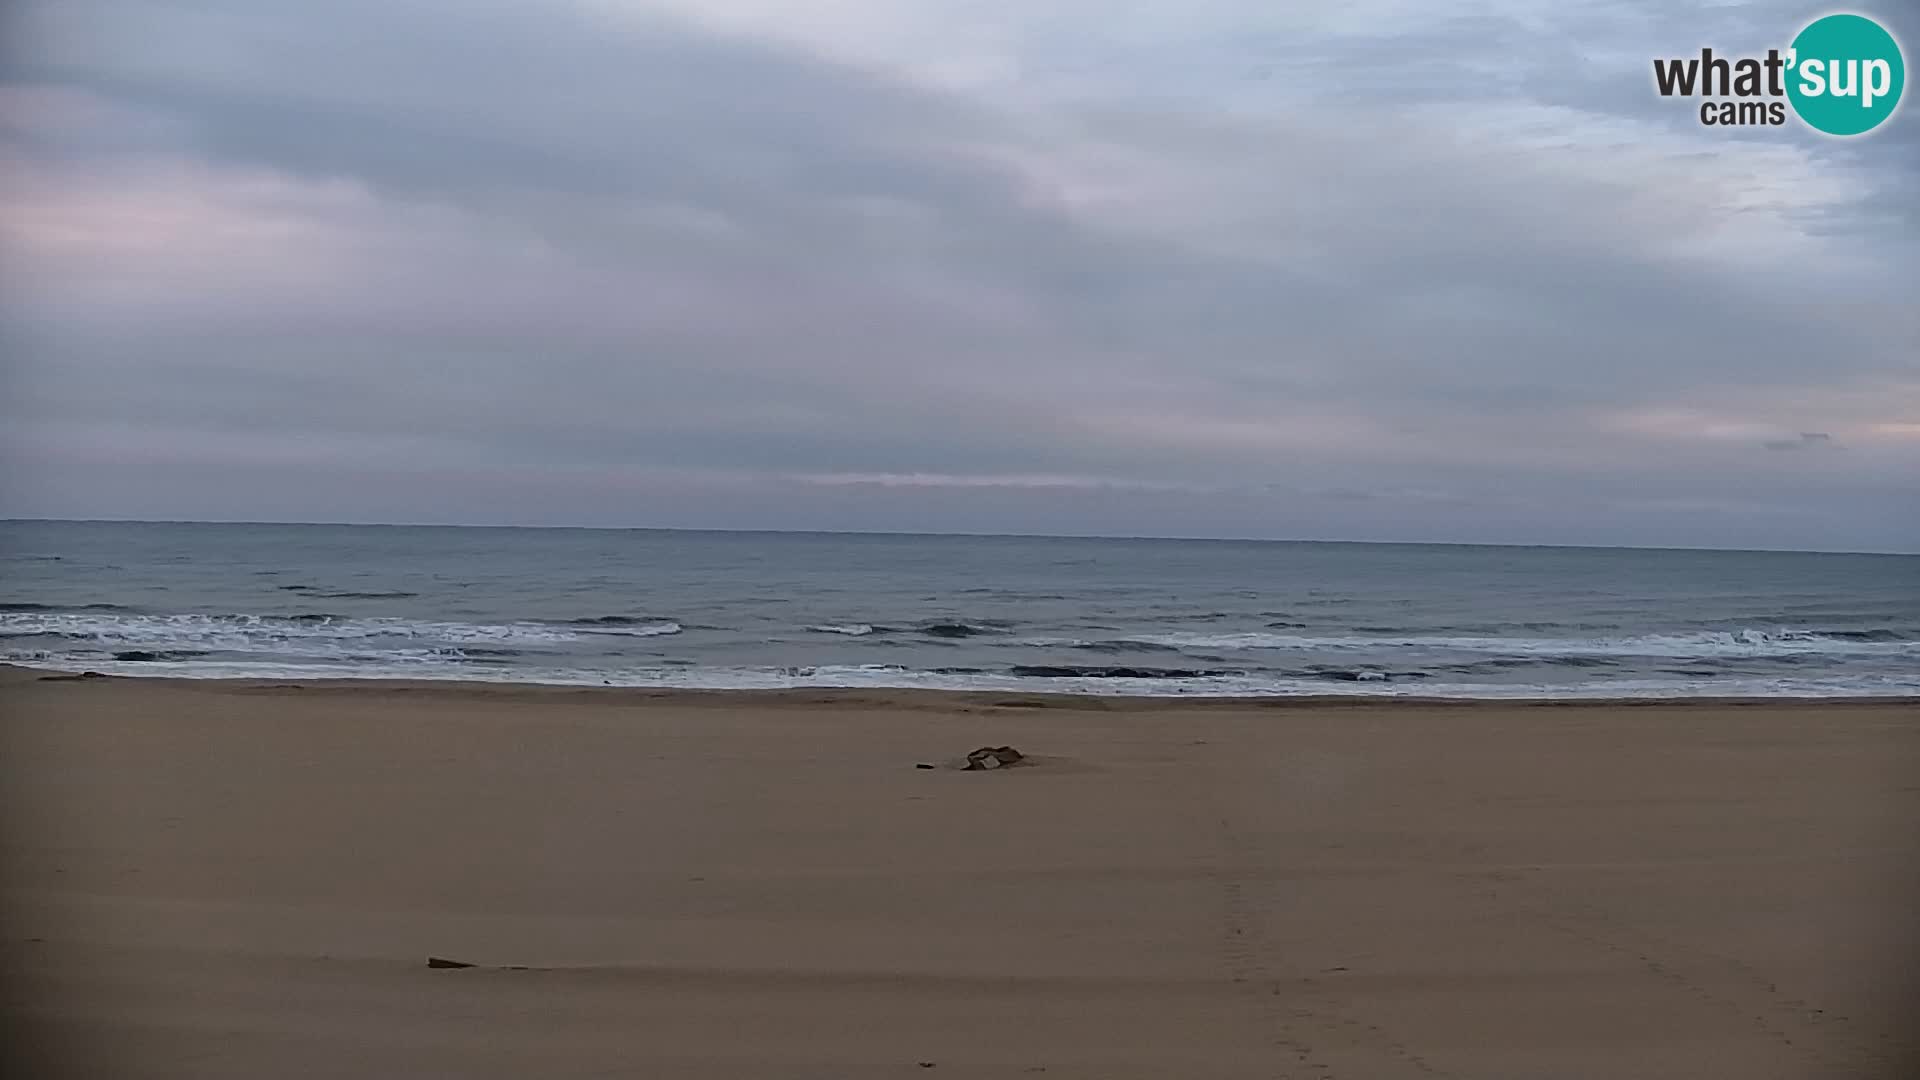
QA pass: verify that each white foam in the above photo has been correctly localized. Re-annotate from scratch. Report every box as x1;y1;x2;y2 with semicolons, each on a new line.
1122;628;1917;658
0;611;583;650
12;658;1917;700
807;623;878;636
619;621;682;637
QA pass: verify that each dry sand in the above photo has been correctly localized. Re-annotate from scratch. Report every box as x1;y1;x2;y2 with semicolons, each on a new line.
3;666;1917;1078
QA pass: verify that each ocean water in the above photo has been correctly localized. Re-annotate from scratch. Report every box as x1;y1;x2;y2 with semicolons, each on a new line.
3;520;1917;698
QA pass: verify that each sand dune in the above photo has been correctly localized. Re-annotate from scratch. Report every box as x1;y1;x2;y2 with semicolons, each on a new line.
4;667;1917;1077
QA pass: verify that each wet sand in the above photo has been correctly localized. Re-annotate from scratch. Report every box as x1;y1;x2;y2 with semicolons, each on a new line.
4;667;1917;1077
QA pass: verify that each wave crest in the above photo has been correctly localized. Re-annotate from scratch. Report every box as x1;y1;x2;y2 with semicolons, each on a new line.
919;621;1004;638
1128;627;1919;658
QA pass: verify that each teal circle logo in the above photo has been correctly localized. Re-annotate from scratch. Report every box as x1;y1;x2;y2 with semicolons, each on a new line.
1787;14;1905;135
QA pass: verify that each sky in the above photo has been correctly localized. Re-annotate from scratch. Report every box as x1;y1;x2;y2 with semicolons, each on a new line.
1;1;1915;551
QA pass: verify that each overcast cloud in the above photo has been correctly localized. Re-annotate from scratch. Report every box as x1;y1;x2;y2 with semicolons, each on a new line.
2;0;1915;549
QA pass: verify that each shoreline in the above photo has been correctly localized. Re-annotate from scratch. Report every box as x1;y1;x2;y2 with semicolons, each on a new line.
7;662;1919;710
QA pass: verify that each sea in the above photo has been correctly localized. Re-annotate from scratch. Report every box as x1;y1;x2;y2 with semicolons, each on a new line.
3;520;1916;699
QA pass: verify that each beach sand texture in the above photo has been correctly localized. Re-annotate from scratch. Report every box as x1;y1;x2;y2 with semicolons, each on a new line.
4;667;1917;1078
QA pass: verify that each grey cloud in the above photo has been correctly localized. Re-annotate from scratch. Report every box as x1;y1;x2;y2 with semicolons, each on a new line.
2;0;1916;548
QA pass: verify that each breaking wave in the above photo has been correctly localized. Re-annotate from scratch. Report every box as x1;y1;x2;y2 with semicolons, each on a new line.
582;621;683;637
918;621;1006;638
1117;627;1919;658
0;611;589;651
545;616;684;637
0;602;136;613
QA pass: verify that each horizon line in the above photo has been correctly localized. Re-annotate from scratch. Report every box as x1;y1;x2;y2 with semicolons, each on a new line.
2;516;1912;558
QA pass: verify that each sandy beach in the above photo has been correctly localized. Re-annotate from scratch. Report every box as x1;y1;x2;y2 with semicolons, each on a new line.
3;667;1916;1078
